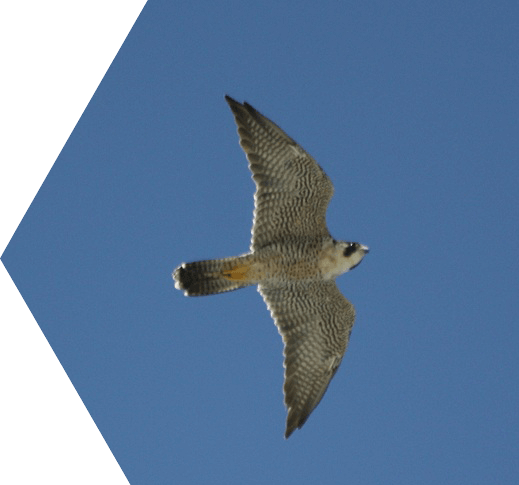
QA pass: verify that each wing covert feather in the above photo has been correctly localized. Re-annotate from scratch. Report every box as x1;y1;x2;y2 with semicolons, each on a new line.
225;96;334;250
259;281;355;438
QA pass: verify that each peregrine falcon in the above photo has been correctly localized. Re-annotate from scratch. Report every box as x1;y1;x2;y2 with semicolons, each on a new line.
173;96;369;438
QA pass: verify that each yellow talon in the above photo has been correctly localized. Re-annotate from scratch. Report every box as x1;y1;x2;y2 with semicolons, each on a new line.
222;264;250;281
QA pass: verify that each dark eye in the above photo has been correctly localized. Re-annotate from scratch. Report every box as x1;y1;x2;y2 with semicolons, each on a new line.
343;243;357;257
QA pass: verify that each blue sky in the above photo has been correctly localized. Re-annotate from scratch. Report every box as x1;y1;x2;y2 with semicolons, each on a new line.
2;1;519;484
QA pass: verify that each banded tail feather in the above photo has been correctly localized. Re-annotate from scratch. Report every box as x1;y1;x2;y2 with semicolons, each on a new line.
173;255;254;296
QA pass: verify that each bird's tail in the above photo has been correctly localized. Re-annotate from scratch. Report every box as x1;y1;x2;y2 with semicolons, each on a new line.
173;254;256;296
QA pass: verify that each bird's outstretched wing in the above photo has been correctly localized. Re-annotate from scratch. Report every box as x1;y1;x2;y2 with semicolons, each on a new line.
259;280;355;438
225;96;334;251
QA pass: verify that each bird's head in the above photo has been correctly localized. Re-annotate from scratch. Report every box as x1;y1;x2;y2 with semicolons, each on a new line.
339;241;369;270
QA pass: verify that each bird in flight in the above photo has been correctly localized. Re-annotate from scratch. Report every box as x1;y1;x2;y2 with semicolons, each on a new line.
173;96;369;438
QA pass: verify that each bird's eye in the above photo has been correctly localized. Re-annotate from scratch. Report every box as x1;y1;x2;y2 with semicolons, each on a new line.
343;243;356;257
